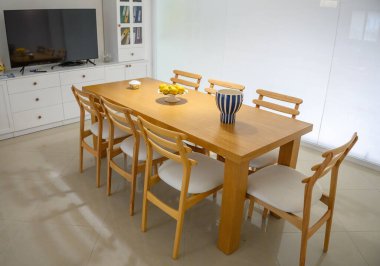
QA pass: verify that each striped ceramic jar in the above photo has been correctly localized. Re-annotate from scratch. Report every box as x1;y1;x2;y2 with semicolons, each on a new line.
216;89;243;124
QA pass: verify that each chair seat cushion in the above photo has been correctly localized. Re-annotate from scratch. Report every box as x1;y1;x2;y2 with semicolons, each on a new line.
183;140;204;149
247;165;323;213
90;119;128;140
249;149;279;169
120;136;162;162
158;153;224;194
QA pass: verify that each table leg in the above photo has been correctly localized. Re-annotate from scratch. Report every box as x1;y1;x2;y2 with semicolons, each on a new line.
217;158;249;254
278;138;301;168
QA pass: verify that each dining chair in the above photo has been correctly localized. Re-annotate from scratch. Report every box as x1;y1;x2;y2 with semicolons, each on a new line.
170;69;202;90
250;89;303;170
204;79;245;95
246;133;358;266
170;69;207;154
101;97;165;216
71;86;127;187
137;116;224;259
246;89;304;217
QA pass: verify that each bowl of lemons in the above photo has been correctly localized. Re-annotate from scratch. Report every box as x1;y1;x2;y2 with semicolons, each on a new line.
158;83;188;103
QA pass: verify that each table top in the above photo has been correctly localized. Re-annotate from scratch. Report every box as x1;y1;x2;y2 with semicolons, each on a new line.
84;78;313;162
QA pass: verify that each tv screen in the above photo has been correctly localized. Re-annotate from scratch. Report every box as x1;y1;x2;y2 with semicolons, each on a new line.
4;9;98;68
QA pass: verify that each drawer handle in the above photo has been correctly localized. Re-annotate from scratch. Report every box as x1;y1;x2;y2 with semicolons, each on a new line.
82;75;86;78
35;98;39;102
33;82;37;86
37;115;42;120
131;53;134;56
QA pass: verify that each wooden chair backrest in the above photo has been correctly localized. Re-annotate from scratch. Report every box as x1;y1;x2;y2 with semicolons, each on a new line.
305;133;358;186
71;86;104;119
301;132;358;218
170;70;202;90
253;89;303;119
205;79;245;95
100;97;136;141
137;116;197;167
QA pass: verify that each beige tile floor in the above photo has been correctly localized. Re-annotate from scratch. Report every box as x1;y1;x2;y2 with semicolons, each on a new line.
0;123;379;266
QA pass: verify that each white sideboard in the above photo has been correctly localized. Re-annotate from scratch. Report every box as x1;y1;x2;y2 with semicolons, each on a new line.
0;61;148;140
0;81;14;139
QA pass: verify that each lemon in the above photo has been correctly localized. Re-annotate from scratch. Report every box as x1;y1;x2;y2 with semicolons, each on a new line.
177;87;185;94
169;86;178;95
159;84;168;92
162;87;170;95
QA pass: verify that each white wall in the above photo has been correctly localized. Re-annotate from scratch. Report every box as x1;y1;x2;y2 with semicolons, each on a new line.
153;0;380;166
0;0;104;69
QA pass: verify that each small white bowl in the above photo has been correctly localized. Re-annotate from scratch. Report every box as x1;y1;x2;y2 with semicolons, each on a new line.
129;80;141;89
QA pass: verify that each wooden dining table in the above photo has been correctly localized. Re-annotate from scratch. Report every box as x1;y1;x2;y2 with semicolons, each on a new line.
84;77;313;254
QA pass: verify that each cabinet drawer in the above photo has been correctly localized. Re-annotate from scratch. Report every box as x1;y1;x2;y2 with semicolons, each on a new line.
7;73;60;94
10;87;62;113
61;80;105;103
119;48;145;61
13;105;64;131
63;102;80;120
60;67;105;85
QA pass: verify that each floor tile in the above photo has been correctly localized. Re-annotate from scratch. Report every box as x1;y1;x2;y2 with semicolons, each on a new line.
0;123;379;265
0;223;97;266
349;231;380;266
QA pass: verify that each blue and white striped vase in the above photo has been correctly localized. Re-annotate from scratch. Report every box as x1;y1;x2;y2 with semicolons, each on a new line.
216;89;243;124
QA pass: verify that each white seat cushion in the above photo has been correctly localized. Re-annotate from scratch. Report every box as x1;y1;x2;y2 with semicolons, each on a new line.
158;153;224;194
120;136;162;161
90;119;128;140
249;148;279;169
183;140;203;149
247;165;323;213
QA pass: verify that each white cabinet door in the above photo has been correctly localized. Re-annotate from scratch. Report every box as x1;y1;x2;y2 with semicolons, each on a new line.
125;63;147;80
0;83;13;135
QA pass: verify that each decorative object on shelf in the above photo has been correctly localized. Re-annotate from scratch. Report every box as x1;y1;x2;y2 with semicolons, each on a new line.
0;57;5;74
103;52;112;63
216;89;243;124
129;80;141;89
158;83;188;103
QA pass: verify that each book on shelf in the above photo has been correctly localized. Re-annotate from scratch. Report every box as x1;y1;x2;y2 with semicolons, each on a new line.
133;6;142;23
121;28;130;45
134;27;142;44
120;6;130;23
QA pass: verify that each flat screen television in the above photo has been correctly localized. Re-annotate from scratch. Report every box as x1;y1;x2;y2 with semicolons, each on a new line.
4;9;98;69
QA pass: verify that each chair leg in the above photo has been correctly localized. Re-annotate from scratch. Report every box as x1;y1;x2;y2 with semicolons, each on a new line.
262;208;269;220
153;163;158;175
96;154;101;188
299;229;308;266
106;160;112;196
247;197;254;219
212;191;217;200
172;210;185;259
79;142;84;173
141;174;149;233
130;175;137;216
323;215;333;252
123;153;128;170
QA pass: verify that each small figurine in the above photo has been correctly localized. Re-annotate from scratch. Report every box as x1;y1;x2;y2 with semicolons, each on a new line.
0;57;5;74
